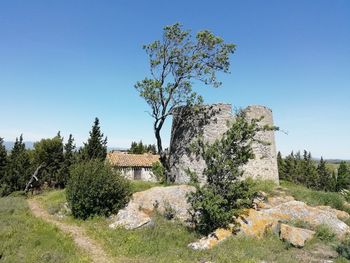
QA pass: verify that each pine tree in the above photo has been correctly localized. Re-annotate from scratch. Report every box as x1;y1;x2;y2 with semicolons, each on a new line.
146;144;157;154
60;134;76;187
33;133;65;188
2;135;31;195
0;138;7;182
277;151;286;180
336;161;350;191
318;157;332;191
82;118;107;160
283;152;296;182
304;151;319;189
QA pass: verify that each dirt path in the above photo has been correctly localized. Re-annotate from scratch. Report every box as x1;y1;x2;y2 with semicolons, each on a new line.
28;199;114;263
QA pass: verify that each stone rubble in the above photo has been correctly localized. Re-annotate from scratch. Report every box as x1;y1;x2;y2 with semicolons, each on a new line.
279;223;315;248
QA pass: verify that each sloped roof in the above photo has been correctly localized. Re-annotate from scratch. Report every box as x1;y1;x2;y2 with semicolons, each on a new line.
107;152;160;168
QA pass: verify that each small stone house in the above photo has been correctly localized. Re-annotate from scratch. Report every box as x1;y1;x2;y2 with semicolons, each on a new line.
107;151;160;181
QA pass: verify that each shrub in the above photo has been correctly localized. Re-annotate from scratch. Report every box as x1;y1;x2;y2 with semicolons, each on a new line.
66;160;131;219
188;113;275;234
151;161;165;182
337;237;350;260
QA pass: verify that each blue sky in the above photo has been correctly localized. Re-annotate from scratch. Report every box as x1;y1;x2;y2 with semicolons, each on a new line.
0;0;349;159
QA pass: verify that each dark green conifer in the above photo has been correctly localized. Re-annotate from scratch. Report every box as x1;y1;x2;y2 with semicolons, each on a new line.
277;151;286;180
2;135;31;195
336;161;350;191
0;138;7;182
60;134;76;187
82;118;107;160
318;157;332;191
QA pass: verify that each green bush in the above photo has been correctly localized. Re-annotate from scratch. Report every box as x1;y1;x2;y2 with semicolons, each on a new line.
66;160;131;219
187;113;272;235
337;237;350;259
151;161;165;182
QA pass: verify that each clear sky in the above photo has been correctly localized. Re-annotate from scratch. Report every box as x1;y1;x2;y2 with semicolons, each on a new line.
0;0;349;159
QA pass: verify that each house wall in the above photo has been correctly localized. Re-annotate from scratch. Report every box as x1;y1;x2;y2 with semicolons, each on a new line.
116;167;157;182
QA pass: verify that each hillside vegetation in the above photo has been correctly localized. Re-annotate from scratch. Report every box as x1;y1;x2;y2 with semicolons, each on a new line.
0;196;88;263
15;181;348;262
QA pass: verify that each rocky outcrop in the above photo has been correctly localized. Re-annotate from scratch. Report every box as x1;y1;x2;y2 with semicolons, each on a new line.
188;193;350;250
263;201;350;239
279;224;315;248
237;209;279;238
316;205;350;221
109;185;195;230
188;228;233;250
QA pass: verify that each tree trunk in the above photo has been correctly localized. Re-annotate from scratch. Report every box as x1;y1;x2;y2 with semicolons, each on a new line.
24;164;44;193
155;125;171;183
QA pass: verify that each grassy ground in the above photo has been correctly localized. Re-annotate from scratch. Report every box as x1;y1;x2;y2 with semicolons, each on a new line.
31;180;350;262
280;180;349;213
0;196;88;263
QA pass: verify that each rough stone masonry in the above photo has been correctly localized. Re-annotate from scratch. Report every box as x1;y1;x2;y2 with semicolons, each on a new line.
168;103;279;184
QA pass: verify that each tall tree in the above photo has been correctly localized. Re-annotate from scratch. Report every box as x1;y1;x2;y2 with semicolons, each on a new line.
135;23;235;180
2;135;31;195
81;118;107;160
60;134;76;186
336;161;350;191
303;151;319;189
0;138;7;182
33;133;64;187
318;157;332;191
277;151;286;180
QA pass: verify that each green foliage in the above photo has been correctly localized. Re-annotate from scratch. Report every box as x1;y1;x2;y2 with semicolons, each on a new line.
162;201;176;220
135;23;235;180
247;178;277;195
0;196;87;262
1;135;32;196
33;134;64;188
337;161;350;191
0;138;7;183
188;113;274;234
278;151;337;192
129;140;157;154
129;180;161;193
314;224;336;242
318;157;334;191
340;189;350;202
337;237;350;259
66;160;131;219
151;161;165;182
60;134;76;187
281;181;347;211
80;118;107;161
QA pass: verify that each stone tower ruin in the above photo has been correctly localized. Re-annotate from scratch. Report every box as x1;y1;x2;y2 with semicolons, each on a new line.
168;103;279;184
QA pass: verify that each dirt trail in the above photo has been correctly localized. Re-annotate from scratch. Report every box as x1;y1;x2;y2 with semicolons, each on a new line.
28;199;114;263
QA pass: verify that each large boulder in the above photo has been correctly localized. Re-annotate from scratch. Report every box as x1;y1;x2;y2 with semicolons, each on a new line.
279;224;315;248
263;201;350;239
237;209;279;238
109;185;195;229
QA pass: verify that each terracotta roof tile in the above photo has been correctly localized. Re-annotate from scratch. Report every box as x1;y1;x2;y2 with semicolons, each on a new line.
107;152;160;167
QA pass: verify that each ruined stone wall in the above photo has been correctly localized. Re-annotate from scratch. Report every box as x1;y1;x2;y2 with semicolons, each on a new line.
168;103;279;184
